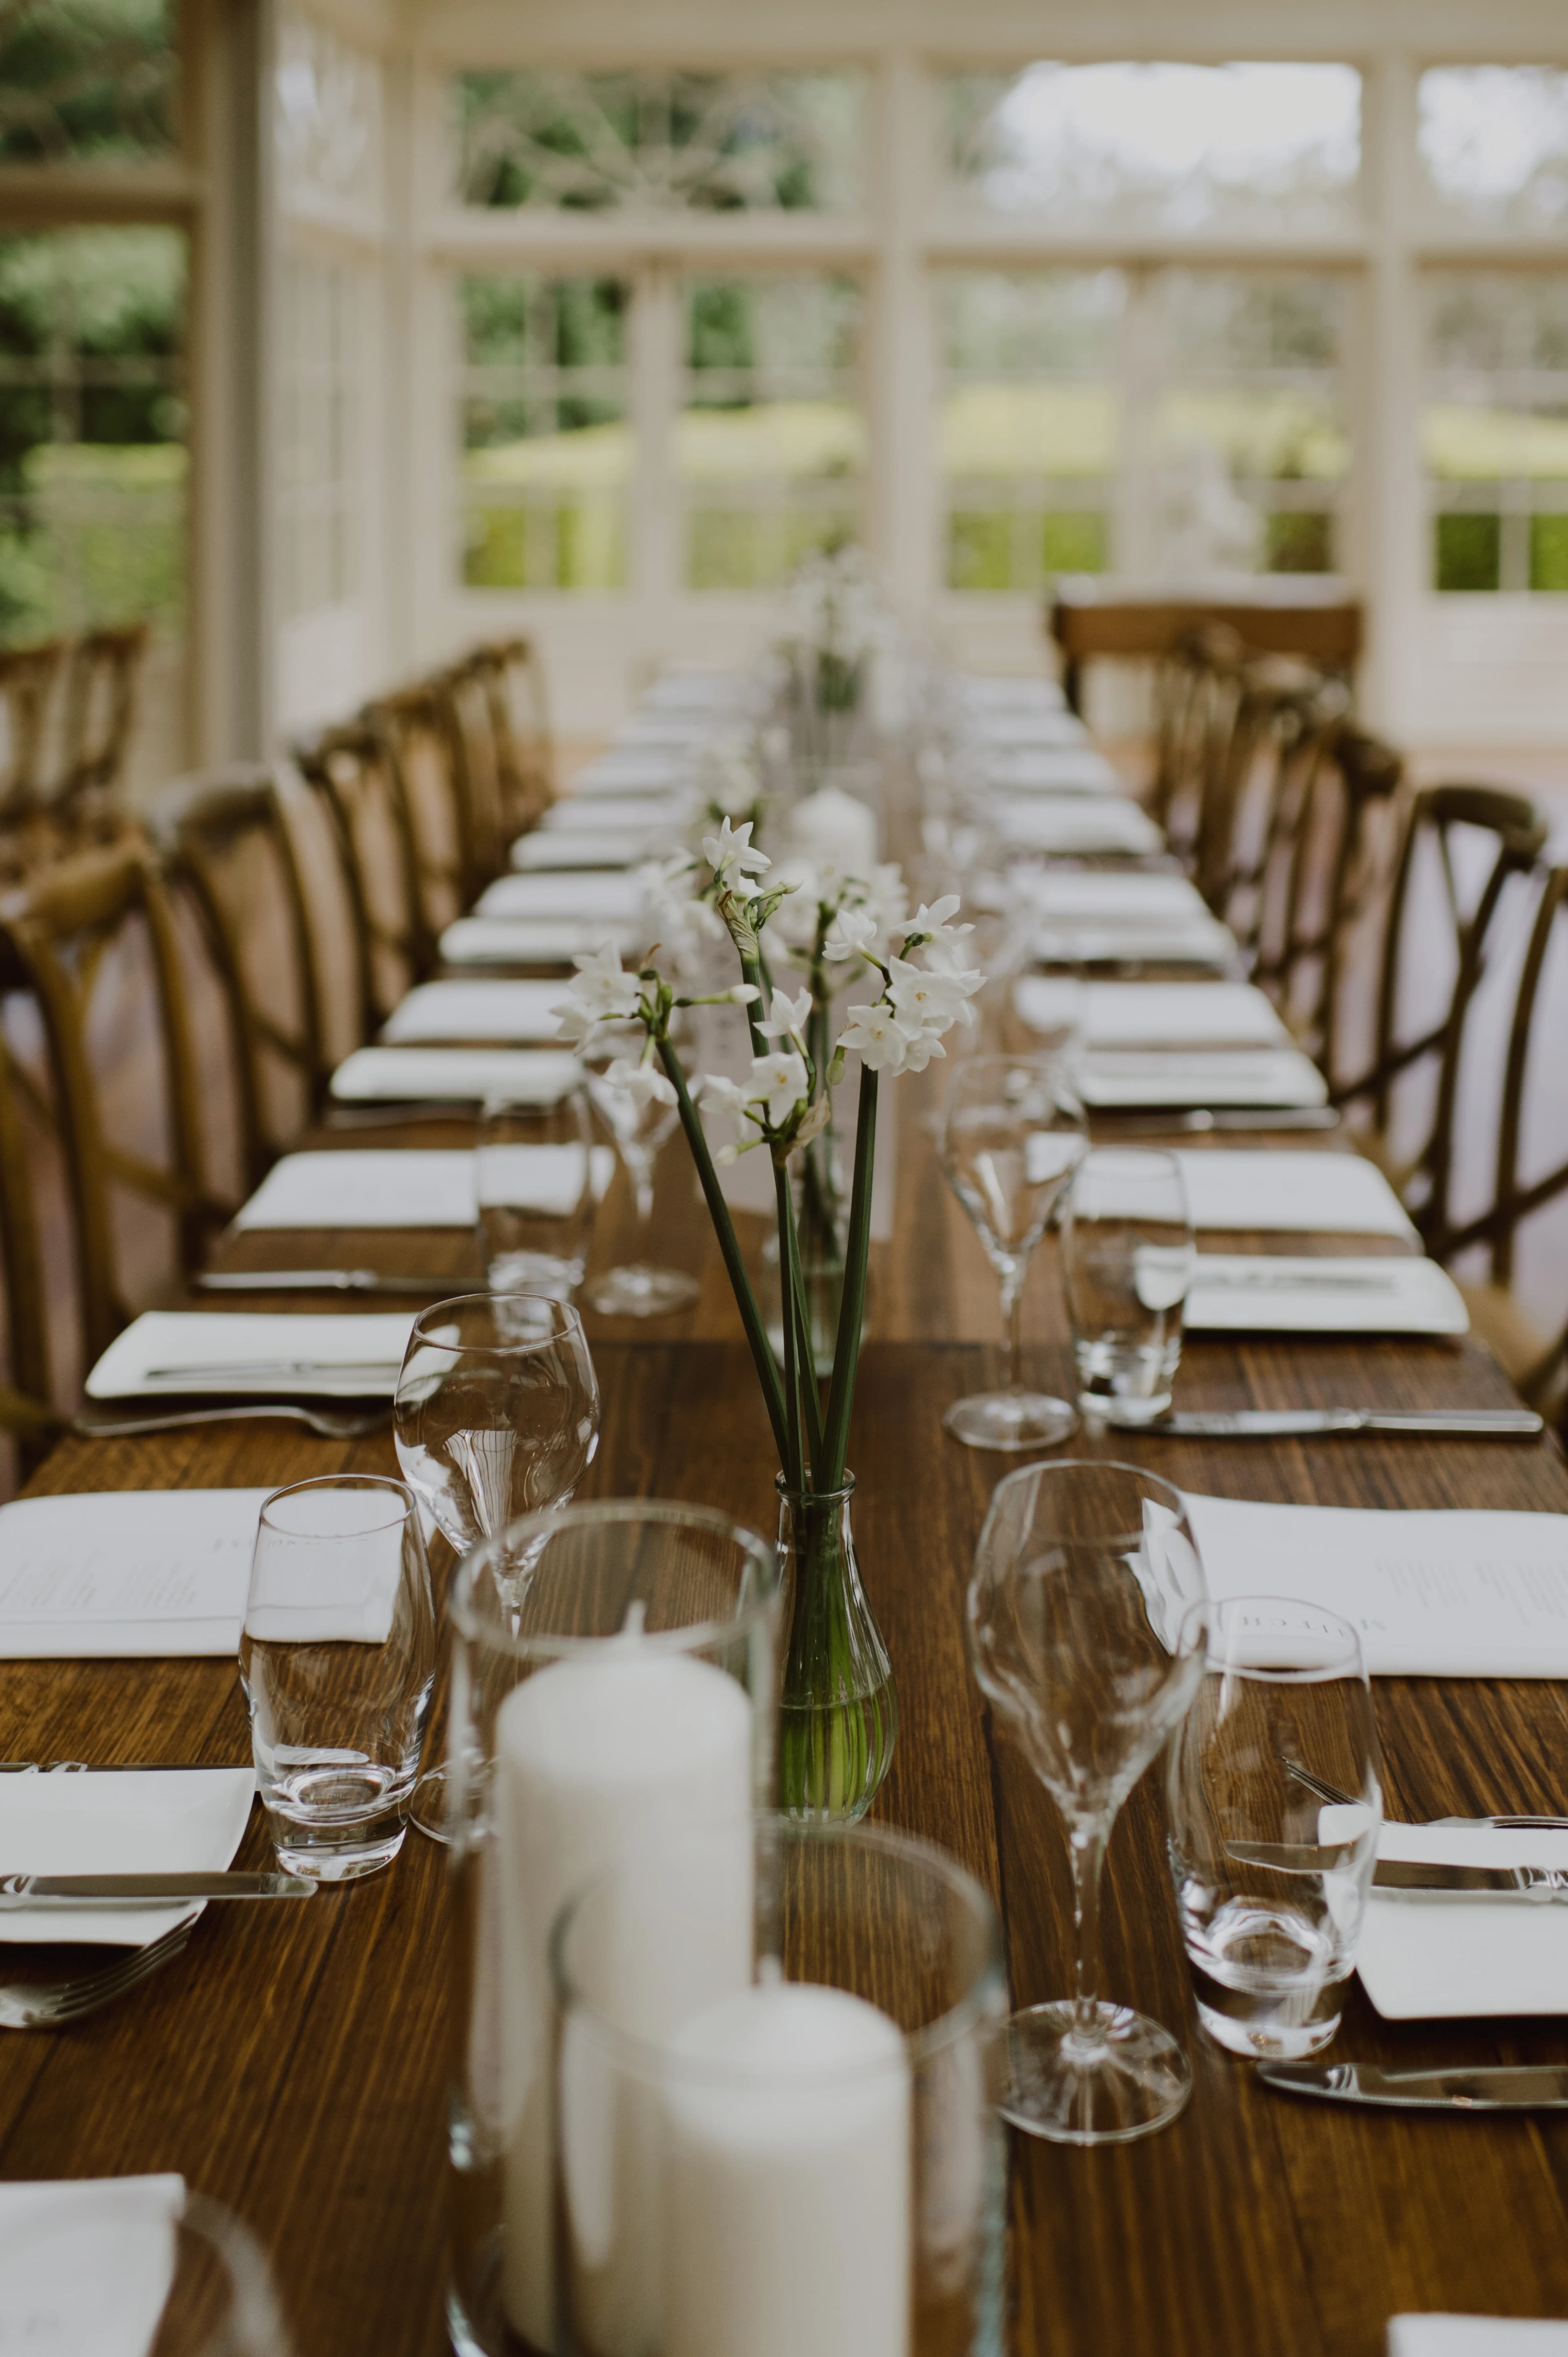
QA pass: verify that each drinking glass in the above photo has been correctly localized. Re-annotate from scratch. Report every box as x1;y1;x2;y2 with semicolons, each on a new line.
937;1052;1087;1450
476;1083;598;1304
1166;1597;1382;2060
241;1476;435;1882
580;1019;699;1317
394;1293;601;1844
967;1460;1208;2143
1061;1147;1194;1424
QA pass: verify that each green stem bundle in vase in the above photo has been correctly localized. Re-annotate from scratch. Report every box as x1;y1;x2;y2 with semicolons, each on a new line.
555;820;984;1820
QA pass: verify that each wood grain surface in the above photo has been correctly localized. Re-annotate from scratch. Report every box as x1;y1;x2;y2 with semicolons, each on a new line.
12;1085;1568;2356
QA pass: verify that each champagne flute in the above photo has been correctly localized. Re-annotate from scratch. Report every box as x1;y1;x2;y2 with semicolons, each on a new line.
580;1019;699;1317
393;1292;601;1841
968;1459;1208;2143
937;1050;1087;1450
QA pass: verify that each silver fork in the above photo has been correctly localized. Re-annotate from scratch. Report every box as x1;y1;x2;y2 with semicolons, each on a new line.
72;1402;389;1441
0;1920;192;2029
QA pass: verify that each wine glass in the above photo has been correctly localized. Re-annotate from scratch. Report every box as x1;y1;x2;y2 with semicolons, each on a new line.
967;1459;1208;2143
937;1051;1087;1450
393;1292;601;1841
580;1020;699;1317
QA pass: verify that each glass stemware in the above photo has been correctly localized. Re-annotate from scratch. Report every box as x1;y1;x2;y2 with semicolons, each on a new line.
580;1019;700;1317
967;1459;1208;2143
393;1292;601;1842
937;1050;1087;1450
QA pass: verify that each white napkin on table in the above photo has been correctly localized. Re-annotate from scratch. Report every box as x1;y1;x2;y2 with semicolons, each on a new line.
1017;979;1287;1048
996;797;1163;856
0;2175;187;2354
1359;1823;1568;2020
571;750;689;794
329;1047;581;1103
85;1312;416;1401
1034;919;1237;968
985;750;1116;794
1390;2324;1568;2354
539;794;684;834
476;1141;613;1212
475;872;645;923
0;1772;254;1944
973;710;1089;748
1183;1254;1469;1336
381;979;564;1043
955;674;1066;715
439;916;639;967
1076;1046;1327;1110
510;832;644;872
0;1488;270;1655
1173;1150;1417;1237
234;1149;477;1229
1022;871;1209;921
645;667;749;712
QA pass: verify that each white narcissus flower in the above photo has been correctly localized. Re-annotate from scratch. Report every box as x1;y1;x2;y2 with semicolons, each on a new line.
751;1050;809;1127
904;894;971;950
552;943;642;1044
702;816;769;883
886;955;971;1032
834;1002;911;1073
757;986;812;1046
605;1055;676;1111
894;1023;947;1074
691;1071;751;1116
822;905;879;963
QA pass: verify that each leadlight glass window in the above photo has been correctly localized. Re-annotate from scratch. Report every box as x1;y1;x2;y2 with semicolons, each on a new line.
1424;273;1568;593
0;0;177;165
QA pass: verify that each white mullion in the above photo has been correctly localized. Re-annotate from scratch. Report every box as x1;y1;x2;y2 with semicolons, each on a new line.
869;50;935;615
1360;50;1423;735
629;257;680;670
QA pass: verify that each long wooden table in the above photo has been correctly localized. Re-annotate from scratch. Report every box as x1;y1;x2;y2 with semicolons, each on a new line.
11;1063;1568;2354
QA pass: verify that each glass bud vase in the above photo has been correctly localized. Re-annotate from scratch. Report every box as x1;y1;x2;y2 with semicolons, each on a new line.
777;1474;898;1823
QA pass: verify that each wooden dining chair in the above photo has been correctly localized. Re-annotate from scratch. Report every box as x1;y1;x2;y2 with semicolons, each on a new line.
0;1019;63;1470
437;655;512;887
363;683;474;943
0;841;233;1365
471;636;555;838
150;766;331;1187
51;621;150;818
1332;783;1548;1244
1196;658;1350;952
292;720;434;1036
0;638;66;832
1147;622;1246;846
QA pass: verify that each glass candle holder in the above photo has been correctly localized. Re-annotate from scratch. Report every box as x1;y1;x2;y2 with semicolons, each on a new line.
551;1819;1007;2357
445;1502;781;2357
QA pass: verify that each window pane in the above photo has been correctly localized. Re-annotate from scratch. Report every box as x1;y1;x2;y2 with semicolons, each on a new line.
460;276;629;592
455;70;865;214
938;271;1122;593
0;0;177;164
1423;272;1568;594
945;63;1360;232
680;275;865;591
278;255;361;619
276;12;382;213
1152;273;1350;576
1419;68;1568;231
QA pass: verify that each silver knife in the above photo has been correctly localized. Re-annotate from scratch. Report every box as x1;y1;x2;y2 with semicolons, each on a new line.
0;1872;315;1905
1260;2060;1568;2109
140;1360;402;1383
1098;1108;1341;1134
1227;1842;1568;1895
196;1271;464;1296
1127;1407;1544;1438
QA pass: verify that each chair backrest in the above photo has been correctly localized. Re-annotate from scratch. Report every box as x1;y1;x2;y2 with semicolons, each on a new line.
0;639;66;824
366;684;476;930
292;720;433;1035
150;765;330;1184
53;621;150;809
1194;656;1346;929
438;656;511;888
1149;623;1247;854
0;841;230;1362
472;636;554;838
0;1017;59;1467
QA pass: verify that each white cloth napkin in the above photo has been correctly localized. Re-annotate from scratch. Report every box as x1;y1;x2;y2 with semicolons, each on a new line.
1173;1150;1417;1237
439;916;639;966
475;872;646;922
0;1489;271;1654
996;798;1163;855
1359;1824;1568;2020
1076;1046;1327;1110
1390;2323;1568;2353
570;751;689;794
85;1312;416;1401
329;1047;581;1103
1020;870;1210;921
0;2175;187;2354
645;667;749;712
476;1141;613;1212
1184;1254;1469;1335
235;1150;475;1228
510;832;642;872
0;1772;253;1944
1017;979;1287;1048
1033;920;1237;968
380;980;564;1043
985;750;1117;794
974;711;1090;748
1182;1494;1568;1677
539;794;683;834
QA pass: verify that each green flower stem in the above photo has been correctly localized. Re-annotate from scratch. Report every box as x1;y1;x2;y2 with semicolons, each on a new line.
773;1155;804;1493
738;952;770;1061
783;1205;826;1468
655;1032;790;1468
820;1064;878;1491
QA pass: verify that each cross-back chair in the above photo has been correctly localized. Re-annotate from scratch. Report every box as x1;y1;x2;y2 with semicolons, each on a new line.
292;720;434;1037
0;1015;62;1471
1146;622;1247;847
0;638;65;833
1333;783;1548;1242
365;684;474;937
471;636;555;839
52;620;149;818
151;766;331;1187
0;841;232;1365
438;655;512;887
1196;658;1351;952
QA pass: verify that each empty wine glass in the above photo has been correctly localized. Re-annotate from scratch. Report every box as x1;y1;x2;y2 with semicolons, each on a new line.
937;1051;1087;1450
967;1459;1208;2143
393;1293;600;1841
580;1020;699;1317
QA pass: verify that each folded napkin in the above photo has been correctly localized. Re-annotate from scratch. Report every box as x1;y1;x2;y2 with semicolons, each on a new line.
645;667;749;712
956;675;1065;714
477;1141;614;1212
85;1311;416;1401
1183;1494;1568;1677
1076;1046;1327;1110
329;1047;581;1103
0;1770;253;1943
570;749;691;794
439;916;639;967
1390;2325;1568;2355
996;797;1163;856
0;1488;272;1654
1033;919;1237;968
381;979;564;1043
1173;1150;1416;1238
234;1149;477;1229
244;1492;403;1648
539;794;684;834
974;711;1091;749
1017;979;1287;1048
510;832;643;872
1022;871;1209;920
475;872;646;923
616;712;725;749
0;2174;187;2355
1184;1254;1469;1336
1357;1822;1568;2020
986;751;1116;796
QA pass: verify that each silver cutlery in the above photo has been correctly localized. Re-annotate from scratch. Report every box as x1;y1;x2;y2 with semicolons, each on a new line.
73;1402;388;1440
1259;2060;1568;2111
196;1269;466;1296
1286;1760;1568;1836
1098;1107;1341;1134
1227;1841;1568;1897
1189;1270;1401;1294
0;1920;194;2031
0;1761;250;1775
1126;1407;1543;1438
139;1359;401;1384
0;1872;313;1906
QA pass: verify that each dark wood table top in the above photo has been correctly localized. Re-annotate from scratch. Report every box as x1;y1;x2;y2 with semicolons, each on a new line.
13;1077;1568;2355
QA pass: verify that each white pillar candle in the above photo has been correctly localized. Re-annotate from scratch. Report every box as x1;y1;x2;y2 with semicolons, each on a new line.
662;1980;912;2357
495;1636;754;2352
786;785;879;877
